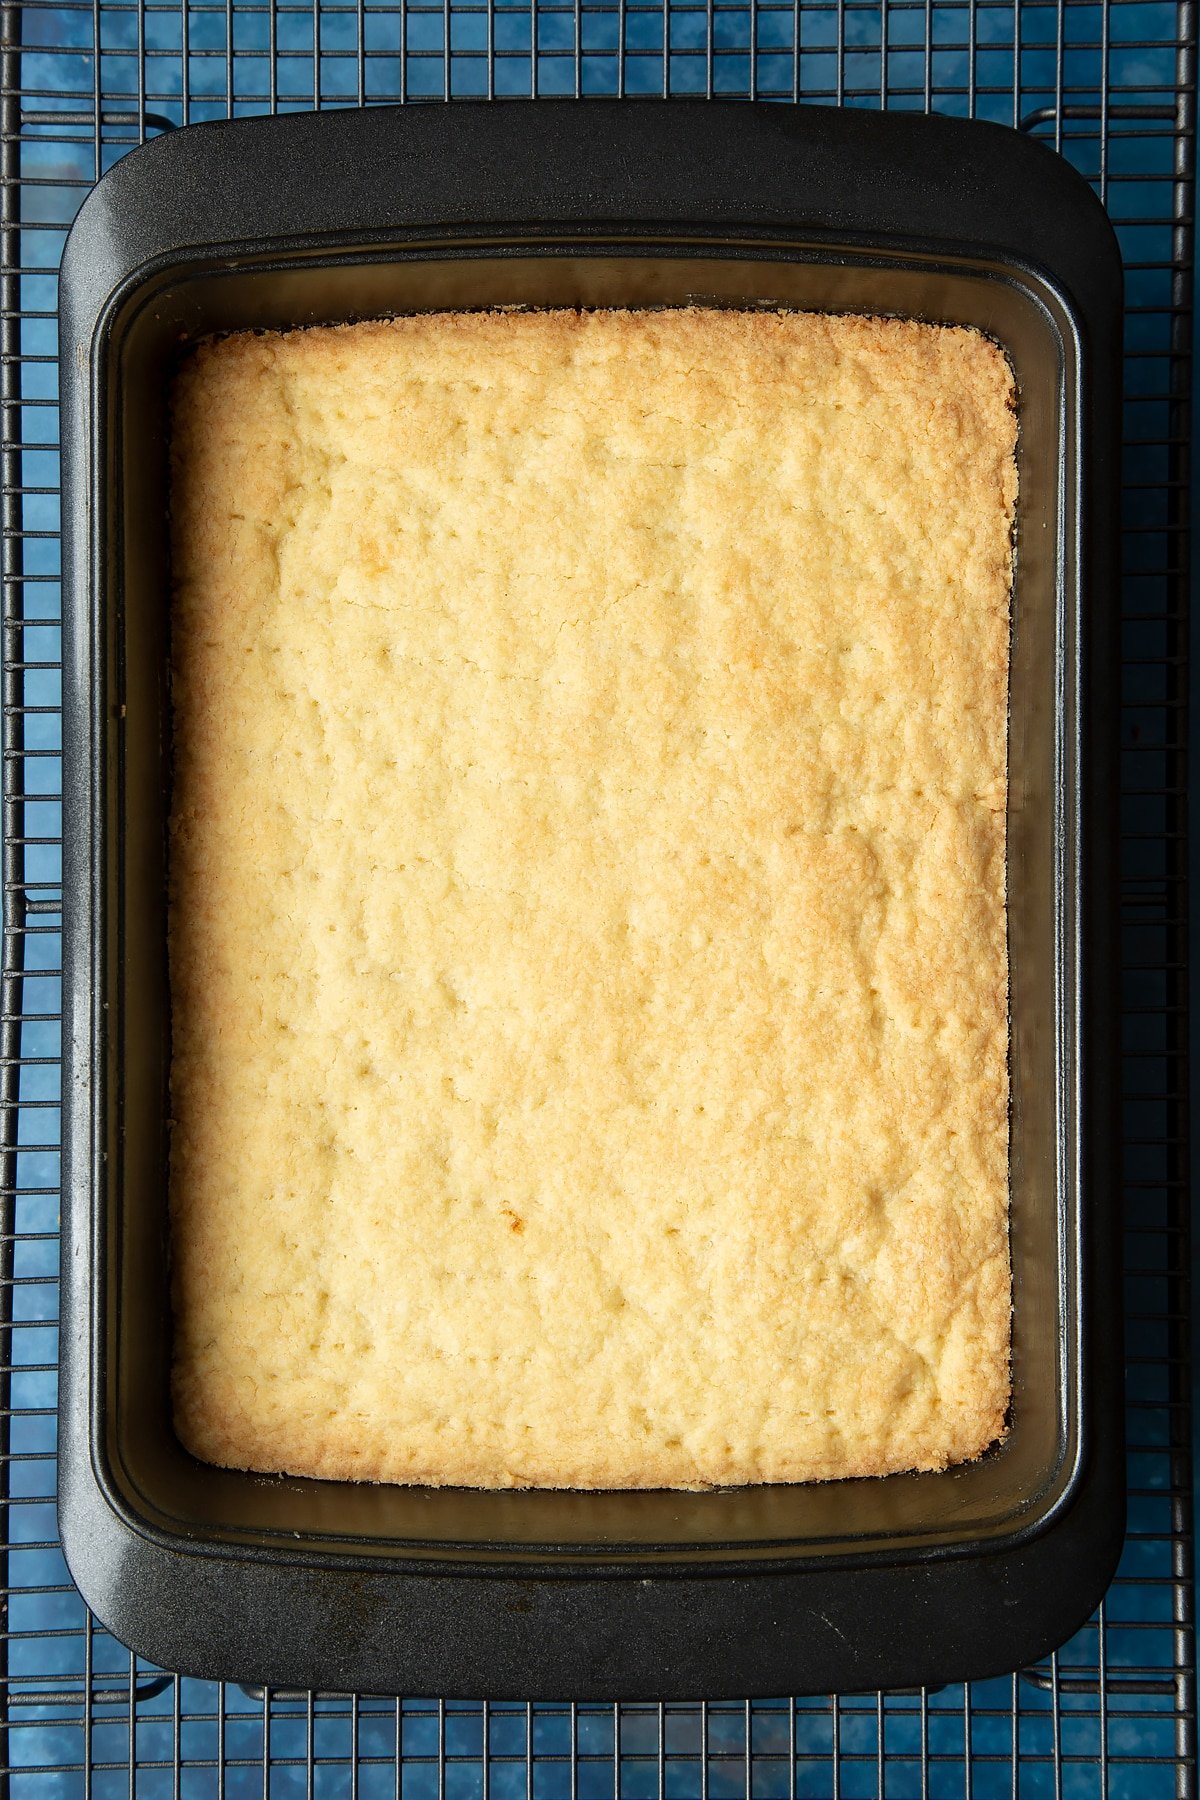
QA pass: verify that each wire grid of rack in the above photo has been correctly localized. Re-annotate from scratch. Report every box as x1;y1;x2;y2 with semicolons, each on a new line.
1;0;1195;1791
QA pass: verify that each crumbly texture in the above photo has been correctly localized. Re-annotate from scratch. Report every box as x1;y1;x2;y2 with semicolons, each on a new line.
169;308;1016;1490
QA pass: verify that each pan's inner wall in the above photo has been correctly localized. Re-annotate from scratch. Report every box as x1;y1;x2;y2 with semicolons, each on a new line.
107;247;1072;1558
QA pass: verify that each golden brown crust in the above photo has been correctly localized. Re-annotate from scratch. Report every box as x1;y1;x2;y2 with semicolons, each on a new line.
168;308;1016;1489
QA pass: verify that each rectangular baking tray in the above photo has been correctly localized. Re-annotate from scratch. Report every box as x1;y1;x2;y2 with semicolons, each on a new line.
58;99;1125;1700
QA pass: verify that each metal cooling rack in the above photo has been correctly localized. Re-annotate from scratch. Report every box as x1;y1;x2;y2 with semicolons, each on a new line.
2;0;1195;1791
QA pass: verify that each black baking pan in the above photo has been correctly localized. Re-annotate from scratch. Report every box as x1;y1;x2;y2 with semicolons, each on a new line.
58;99;1124;1699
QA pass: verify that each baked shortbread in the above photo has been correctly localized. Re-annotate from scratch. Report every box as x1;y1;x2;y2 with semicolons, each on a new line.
168;308;1016;1489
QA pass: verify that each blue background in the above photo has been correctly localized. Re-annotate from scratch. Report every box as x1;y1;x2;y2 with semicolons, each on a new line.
3;3;1195;1790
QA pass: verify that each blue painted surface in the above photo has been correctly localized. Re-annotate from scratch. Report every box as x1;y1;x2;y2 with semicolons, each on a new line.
3;2;1195;1789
